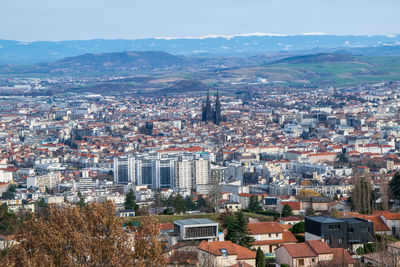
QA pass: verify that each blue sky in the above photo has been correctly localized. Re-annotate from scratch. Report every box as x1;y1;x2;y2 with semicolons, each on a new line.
1;0;399;41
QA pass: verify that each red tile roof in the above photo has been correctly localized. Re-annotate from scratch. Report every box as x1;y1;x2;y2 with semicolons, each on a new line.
280;201;301;210
248;221;283;235
281;242;317;258
198;241;256;260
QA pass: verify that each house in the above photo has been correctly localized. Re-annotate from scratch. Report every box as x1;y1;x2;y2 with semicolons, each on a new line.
278;216;302;225
339;211;391;236
223;201;242;212
197;240;256;267
377;212;400;237
362;251;400;266
167;251;199;267
174;219;218;242
248;221;297;253
305;216;374;251
301;197;330;213
275;240;356;267
278;201;301;216
116;209;135;218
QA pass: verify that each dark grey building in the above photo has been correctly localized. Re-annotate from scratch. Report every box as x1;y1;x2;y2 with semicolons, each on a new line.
305;216;374;249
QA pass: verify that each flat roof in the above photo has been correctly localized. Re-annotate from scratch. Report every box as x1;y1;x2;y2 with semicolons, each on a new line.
306;216;343;224
174;218;218;226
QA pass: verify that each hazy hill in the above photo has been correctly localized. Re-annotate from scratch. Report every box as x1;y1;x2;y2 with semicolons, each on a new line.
159;79;212;94
1;34;400;64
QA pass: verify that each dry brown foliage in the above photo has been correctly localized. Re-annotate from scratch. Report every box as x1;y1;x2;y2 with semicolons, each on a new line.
1;201;166;267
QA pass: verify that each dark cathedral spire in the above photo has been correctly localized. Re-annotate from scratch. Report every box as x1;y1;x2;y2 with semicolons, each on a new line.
202;89;222;125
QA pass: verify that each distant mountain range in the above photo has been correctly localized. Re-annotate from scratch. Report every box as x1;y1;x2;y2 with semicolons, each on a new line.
1;33;400;65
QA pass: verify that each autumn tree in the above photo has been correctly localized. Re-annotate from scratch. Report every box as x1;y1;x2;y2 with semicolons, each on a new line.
298;189;322;199
0;201;166;267
132;215;167;266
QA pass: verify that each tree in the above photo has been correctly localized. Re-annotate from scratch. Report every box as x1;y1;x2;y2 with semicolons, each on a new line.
152;190;164;210
331;208;340;218
124;189;139;213
223;211;255;248
132;215;167;266
184;196;196;211
0;204;19;235
256;247;265;267
379;174;389;210
351;174;373;214
208;175;222;213
76;191;86;208
298;189;321;198
2;184;17;200
196;195;207;209
281;204;293;217
290;221;305;234
333;193;339;201
390;172;400;200
248;196;261;213
1;202;137;266
172;194;186;214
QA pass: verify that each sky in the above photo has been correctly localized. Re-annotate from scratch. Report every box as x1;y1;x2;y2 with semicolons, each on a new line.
1;0;400;41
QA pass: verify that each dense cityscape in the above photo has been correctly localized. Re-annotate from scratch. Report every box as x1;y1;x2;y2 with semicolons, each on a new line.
2;75;400;266
3;1;400;266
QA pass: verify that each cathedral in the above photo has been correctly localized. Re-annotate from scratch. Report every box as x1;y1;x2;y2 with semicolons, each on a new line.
201;90;222;125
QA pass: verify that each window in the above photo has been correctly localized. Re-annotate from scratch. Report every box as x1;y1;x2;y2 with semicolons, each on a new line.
329;224;340;230
298;259;305;266
348;228;354;233
220;249;228;258
269;234;271;238
312;258;315;263
276;233;279;237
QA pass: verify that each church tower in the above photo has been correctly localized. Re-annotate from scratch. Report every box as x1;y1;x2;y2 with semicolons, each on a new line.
213;89;221;125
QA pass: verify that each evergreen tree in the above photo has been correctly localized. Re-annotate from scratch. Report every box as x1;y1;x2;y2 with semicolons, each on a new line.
172;194;186;214
281;204;293;217
289;221;305;234
76;192;86;208
184;196;196;211
248;196;261;213
351;174;373;214
390;172;400;200
2;184;17;200
256;247;265;267
124;189;139;213
224;210;255;248
196;195;207;209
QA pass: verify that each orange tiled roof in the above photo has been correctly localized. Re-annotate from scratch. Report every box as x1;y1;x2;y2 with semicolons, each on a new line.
248;221;283;235
198;241;256;260
280;201;301;210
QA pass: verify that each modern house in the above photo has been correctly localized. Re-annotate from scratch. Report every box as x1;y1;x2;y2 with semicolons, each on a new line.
174;218;218;242
305;216;374;251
